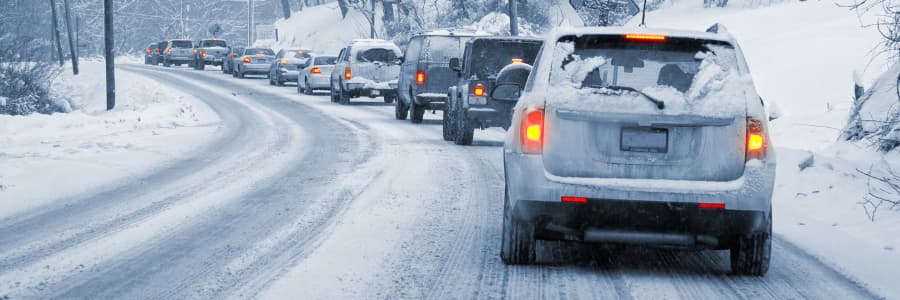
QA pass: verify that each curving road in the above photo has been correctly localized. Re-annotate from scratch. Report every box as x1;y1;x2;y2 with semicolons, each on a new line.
0;64;881;299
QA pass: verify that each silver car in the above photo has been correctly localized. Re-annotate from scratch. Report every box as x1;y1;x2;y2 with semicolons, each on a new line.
297;54;337;95
268;48;312;86
162;39;194;67
330;39;402;105
232;48;275;79
499;26;775;276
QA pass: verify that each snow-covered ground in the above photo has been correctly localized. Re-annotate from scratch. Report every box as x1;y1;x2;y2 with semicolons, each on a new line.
630;0;899;296
0;59;221;220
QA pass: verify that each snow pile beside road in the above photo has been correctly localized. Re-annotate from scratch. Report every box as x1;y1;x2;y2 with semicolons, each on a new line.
842;63;900;152
0;60;221;220
272;2;374;55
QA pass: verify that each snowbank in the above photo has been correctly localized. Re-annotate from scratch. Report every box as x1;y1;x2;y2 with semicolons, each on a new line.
843;63;900;151
273;2;374;55
0;60;221;220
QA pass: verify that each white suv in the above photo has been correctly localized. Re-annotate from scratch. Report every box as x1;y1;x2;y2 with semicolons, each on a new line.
499;25;775;276
330;39;402;105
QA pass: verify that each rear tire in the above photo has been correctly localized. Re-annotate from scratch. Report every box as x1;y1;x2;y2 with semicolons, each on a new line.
442;102;453;141
199;63;205;71
454;101;474;145
304;80;314;95
330;83;339;103
730;214;772;276
500;186;536;265
395;98;409;120
409;92;424;124
383;95;395;104
339;85;350;105
163;60;170;67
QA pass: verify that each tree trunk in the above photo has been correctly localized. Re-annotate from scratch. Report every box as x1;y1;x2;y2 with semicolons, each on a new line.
50;0;64;66
104;0;115;110
63;0;78;75
280;0;291;19
509;0;519;36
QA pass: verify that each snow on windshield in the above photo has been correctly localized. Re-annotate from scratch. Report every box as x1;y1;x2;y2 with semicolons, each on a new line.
547;36;751;117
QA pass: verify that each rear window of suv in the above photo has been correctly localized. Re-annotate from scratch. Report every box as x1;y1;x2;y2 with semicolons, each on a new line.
469;40;542;80
171;40;192;48
201;40;227;47
356;48;400;64
315;56;337;65
424;36;467;62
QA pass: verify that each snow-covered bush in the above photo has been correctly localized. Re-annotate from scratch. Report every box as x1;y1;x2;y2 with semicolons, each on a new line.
842;63;900;152
0;37;64;116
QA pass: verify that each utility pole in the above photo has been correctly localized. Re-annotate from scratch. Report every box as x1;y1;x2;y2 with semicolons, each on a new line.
509;0;519;36
104;0;115;110
248;0;254;47
63;0;78;75
50;0;64;66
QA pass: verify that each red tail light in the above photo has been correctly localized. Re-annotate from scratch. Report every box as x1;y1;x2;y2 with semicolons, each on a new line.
561;196;588;204
699;202;726;209
166;48;172;54
156;48;161;53
746;118;766;161
201;50;207;58
193;48;198;54
511;58;524;64
229;54;237;60
344;67;352;80
280;59;287;66
311;66;321;74
415;70;426;85
473;83;485;97
520;108;544;154
243;56;251;64
625;34;668;42
146;48;151;55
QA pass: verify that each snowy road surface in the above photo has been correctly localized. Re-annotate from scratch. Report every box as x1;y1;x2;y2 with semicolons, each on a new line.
0;64;881;299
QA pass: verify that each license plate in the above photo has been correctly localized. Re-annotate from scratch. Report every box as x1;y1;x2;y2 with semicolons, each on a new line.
620;127;668;153
371;90;381;96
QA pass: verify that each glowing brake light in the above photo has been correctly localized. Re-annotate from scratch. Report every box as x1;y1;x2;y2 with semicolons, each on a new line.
310;66;321;74
156;48;161;53
415;70;426;85
625;34;668;42
166;48;172;54
561;196;588;204
511;58;524;64
146;48;151;55
699;202;726;209
344;67;352;80
280;59;287;66
201;50;207;58
520;108;544;154
243;56;251;64
473;83;485;97
229;54;237;60
193;48;198;54
746;118;766;161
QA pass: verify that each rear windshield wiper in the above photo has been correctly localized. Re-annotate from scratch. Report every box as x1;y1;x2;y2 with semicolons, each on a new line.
589;85;665;110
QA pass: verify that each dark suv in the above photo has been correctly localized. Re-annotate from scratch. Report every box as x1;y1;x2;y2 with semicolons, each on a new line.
444;37;542;144
396;30;481;123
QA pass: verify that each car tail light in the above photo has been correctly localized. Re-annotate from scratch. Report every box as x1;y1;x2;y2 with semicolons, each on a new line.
243;56;251;64
699;202;726;209
511;58;524;64
746;118;766;161
311;66;321;74
344;67;352;80
561;196;588;204
625;34;668;42
280;59;287;66
415;70;425;85
166;48;172;54
193;48;198;54
201;50;207;58
146;48;151;55
520;108;544;154
156;48;161;53
473;83;485;97
230;54;237;60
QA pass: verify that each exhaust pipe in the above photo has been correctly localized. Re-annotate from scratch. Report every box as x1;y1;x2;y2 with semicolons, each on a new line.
583;228;718;247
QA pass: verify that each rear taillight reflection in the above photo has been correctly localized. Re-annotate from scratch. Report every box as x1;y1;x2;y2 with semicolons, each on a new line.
746;118;766;161
521;108;544;154
311;67;321;74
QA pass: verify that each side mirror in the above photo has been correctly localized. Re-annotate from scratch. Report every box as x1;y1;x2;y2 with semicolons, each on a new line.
491;83;521;101
449;58;461;72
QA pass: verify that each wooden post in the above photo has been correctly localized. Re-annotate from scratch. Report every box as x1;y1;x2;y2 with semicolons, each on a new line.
509;0;519;36
50;0;64;66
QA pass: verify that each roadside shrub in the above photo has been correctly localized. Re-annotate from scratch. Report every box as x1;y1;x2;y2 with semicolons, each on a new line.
0;36;63;115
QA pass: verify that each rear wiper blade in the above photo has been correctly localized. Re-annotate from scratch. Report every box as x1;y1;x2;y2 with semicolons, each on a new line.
590;85;665;110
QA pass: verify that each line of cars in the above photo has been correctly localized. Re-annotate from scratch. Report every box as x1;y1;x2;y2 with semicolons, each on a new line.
145;25;775;276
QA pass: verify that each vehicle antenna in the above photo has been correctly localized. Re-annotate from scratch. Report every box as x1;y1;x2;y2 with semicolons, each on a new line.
640;0;648;27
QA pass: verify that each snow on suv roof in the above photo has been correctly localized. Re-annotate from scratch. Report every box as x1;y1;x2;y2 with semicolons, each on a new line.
549;26;735;44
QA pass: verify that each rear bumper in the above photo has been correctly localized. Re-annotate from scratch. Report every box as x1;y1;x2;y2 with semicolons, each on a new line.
465;101;515;128
504;152;775;247
415;93;448;110
307;75;330;89
277;69;299;81
202;57;225;65
514;199;767;249
346;81;398;98
240;64;269;74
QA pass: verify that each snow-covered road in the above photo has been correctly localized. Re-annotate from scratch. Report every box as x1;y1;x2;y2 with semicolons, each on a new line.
0;64;881;299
